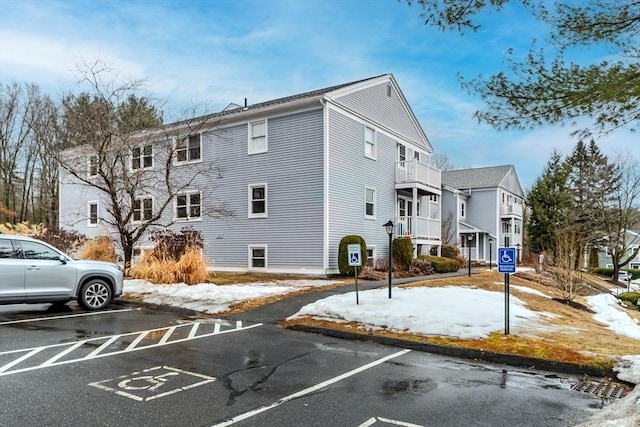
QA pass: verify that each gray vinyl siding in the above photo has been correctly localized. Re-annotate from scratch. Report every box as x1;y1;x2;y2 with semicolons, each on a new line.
467;189;498;233
327;108;397;271
333;82;425;148
201;108;325;270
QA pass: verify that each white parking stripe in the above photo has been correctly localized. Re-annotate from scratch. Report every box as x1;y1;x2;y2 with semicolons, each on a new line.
41;341;85;367
211;349;412;427
86;335;121;358
0;308;133;325
0;347;45;374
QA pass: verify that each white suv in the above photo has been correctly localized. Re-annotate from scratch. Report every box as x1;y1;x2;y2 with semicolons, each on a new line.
0;234;123;310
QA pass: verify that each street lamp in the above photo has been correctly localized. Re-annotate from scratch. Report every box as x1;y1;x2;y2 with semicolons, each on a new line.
516;243;521;267
489;238;493;270
468;234;474;277
383;220;394;298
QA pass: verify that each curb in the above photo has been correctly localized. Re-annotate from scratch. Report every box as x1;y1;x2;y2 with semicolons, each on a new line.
287;324;621;380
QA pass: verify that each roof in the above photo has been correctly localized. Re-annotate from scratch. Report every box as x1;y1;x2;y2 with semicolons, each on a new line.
165;74;388;129
442;165;514;190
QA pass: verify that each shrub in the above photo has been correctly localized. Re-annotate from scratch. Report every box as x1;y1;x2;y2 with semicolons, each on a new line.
148;227;204;261
418;255;459;273
130;248;208;285
0;221;44;236
411;258;434;275
77;236;118;262
338;235;367;275
392;237;414;269
439;244;461;260
37;227;87;255
617;292;640;307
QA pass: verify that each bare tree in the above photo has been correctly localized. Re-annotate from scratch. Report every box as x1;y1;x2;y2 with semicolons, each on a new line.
550;226;588;302
58;59;231;268
599;153;640;280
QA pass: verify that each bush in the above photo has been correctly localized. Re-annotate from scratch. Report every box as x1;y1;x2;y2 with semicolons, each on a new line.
148;227;204;261
592;268;639;280
392;237;414;269
439;244;461;260
617;292;640;307
38;227;87;255
77;236;118;262
129;248;208;285
338;235;367;275
418;255;459;273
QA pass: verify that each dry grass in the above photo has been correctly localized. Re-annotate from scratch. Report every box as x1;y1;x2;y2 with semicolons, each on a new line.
282;269;640;369
0;221;44;236
207;272;315;285
77;236;117;262
129;248;208;285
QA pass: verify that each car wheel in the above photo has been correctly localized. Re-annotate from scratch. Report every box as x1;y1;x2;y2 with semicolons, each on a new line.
79;279;112;310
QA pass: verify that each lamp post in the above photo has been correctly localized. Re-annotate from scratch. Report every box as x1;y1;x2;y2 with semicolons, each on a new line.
468;234;474;277
516;243;521;267
489;238;493;270
383;220;394;298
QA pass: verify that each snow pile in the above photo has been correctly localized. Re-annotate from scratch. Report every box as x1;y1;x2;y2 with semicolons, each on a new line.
585;294;640;339
124;279;340;313
289;286;551;339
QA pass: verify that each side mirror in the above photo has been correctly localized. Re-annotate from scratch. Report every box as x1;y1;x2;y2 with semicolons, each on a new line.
59;255;67;265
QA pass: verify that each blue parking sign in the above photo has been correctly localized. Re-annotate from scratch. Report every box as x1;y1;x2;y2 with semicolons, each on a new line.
498;247;516;273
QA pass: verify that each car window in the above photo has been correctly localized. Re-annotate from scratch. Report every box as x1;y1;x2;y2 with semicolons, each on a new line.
0;239;17;258
18;240;61;261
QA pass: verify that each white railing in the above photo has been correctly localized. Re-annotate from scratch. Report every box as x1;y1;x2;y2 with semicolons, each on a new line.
501;203;523;217
396;216;441;240
396;160;441;190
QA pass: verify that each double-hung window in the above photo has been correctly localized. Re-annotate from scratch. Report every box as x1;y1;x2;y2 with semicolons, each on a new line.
365;187;376;218
176;135;201;163
249;245;267;269
364;126;376;159
249;120;267;154
88;201;99;226
132;144;153;170
176;191;201;220
249;184;267;218
133;196;153;222
88;156;99;177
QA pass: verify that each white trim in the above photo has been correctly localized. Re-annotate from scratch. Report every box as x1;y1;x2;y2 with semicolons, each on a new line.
364;125;376;160
174;190;202;222
248;183;268;218
322;99;330;274
87;200;99;227
174;134;202;165
131;195;154;223
364;186;376;219
88;155;99;178
248;120;268;154
366;245;376;267
248;245;267;270
131;143;154;171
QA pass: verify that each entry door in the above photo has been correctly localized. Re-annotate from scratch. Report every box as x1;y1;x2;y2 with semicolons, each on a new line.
0;239;25;302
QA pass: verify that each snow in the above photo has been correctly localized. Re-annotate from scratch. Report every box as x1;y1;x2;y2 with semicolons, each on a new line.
123;277;640;425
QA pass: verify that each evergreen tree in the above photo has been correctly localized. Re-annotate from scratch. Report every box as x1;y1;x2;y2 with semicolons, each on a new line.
526;150;571;253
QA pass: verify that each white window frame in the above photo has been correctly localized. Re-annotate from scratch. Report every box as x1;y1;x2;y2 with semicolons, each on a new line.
461;201;465;218
132;144;154;170
175;134;202;164
88;201;99;227
132;196;154;223
366;246;376;267
248;183;268;218
248;245;267;269
365;187;376;219
248;120;268;154
364;126;376;160
175;191;202;221
88;156;99;178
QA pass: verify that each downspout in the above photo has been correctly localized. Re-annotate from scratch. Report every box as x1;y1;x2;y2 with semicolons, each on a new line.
321;97;330;275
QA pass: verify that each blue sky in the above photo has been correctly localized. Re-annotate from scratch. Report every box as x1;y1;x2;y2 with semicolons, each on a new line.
0;0;635;189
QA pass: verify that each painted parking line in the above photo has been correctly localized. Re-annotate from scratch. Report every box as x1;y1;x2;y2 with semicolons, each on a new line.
0;320;262;377
0;308;133;325
359;417;424;427
211;349;412;427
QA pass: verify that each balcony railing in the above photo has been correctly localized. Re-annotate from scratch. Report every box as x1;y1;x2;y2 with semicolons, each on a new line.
396;216;441;241
396;160;441;190
501;203;523;217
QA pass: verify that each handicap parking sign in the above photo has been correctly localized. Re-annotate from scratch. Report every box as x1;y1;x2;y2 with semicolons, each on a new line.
498;247;516;273
347;244;361;267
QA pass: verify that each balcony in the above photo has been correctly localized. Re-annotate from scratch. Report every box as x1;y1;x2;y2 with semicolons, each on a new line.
501;203;523;217
396;216;441;241
396;160;441;194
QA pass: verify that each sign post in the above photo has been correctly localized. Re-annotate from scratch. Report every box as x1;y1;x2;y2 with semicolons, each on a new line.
498;247;516;335
347;244;362;304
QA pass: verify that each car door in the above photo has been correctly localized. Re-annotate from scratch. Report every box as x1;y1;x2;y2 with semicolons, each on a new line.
0;238;26;303
18;240;77;300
